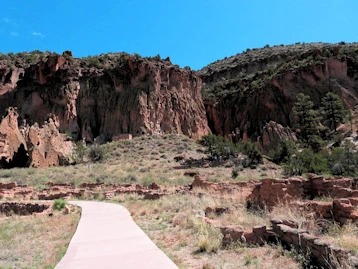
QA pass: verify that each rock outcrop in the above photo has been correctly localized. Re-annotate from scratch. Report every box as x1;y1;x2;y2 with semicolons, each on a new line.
0;107;73;168
0;107;27;166
257;121;297;153
200;43;358;139
0;53;210;142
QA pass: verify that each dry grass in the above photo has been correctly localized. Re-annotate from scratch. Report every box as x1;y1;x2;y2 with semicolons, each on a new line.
0;135;281;189
114;190;300;268
321;223;358;255
0;209;80;269
1;134;350;268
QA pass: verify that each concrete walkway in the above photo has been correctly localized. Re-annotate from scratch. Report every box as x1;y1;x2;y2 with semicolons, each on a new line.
55;201;178;269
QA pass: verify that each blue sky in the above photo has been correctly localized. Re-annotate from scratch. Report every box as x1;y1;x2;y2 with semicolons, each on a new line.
1;0;357;70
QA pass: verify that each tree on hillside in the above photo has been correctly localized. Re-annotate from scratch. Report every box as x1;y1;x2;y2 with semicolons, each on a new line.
200;134;238;160
321;92;346;132
331;140;358;176
342;140;357;175
292;93;320;141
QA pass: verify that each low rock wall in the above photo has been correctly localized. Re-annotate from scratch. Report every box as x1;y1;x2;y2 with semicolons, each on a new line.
191;176;258;193
0;202;49;216
0;181;171;201
248;176;358;208
218;219;358;268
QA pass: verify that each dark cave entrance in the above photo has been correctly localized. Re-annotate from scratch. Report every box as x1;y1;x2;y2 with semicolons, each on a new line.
0;144;30;169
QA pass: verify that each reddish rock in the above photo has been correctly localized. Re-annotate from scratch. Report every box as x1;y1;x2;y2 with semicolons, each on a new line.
112;134;132;141
204;206;231;216
0;107;27;165
149;182;161;190
0;54;210;141
0;202;49;216
220;225;244;243
0;107;73;168
0;182;17;190
184;171;199;177
143;192;163;200
257;121;297;153
200;44;358;139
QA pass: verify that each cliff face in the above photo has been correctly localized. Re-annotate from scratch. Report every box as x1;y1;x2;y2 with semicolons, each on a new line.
199;43;358;139
0;53;210;142
0;107;73;168
2;43;358;147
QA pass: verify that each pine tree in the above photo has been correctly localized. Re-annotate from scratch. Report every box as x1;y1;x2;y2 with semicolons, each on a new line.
292;93;320;141
348;110;354;132
321;92;346;132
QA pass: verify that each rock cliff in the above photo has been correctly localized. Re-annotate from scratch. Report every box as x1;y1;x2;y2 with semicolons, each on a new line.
2;42;358;149
199;43;358;139
0;107;73;168
0;53;210;142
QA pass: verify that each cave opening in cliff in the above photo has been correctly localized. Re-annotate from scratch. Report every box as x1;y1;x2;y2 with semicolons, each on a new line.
0;144;30;169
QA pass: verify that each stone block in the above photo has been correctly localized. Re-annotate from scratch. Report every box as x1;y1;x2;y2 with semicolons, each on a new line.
112;134;132;141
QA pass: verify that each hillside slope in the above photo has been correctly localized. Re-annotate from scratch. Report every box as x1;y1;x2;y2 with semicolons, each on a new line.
199;43;358;138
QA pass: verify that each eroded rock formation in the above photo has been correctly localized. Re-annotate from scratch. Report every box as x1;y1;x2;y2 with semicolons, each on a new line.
257;121;297;153
0;53;210;142
0;107;73;168
200;43;358;139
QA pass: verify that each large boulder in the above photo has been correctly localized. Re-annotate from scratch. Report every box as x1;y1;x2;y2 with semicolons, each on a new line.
257;121;297;153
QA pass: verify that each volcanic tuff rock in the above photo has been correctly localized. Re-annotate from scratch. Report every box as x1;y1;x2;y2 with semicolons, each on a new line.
2;42;358;146
0;53;210;142
199;43;358;139
257;121;297;153
0;107;73;168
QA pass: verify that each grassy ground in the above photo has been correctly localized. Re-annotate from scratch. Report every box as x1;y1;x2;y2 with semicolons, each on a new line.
0;208;80;269
0;135;281;189
112;187;358;268
114;190;300;269
1;134;357;268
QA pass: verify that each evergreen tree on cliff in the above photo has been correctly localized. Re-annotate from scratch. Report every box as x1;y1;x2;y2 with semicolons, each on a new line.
321;92;347;132
292;93;320;141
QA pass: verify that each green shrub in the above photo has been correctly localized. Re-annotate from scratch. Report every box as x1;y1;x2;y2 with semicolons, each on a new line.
87;56;103;68
53;199;67;211
88;145;104;162
0;54;10;61
200;134;238;160
231;167;239;179
268;140;296;164
284;148;329;176
330;141;358;176
72;141;88;163
332;133;344;147
307;135;325;153
240;142;263;166
332;162;344;176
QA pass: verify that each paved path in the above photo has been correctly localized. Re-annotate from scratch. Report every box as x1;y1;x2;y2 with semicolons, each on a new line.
55;201;178;269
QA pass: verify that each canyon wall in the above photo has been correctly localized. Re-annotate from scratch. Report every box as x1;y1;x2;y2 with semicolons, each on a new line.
0;54;210;143
199;43;358;139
